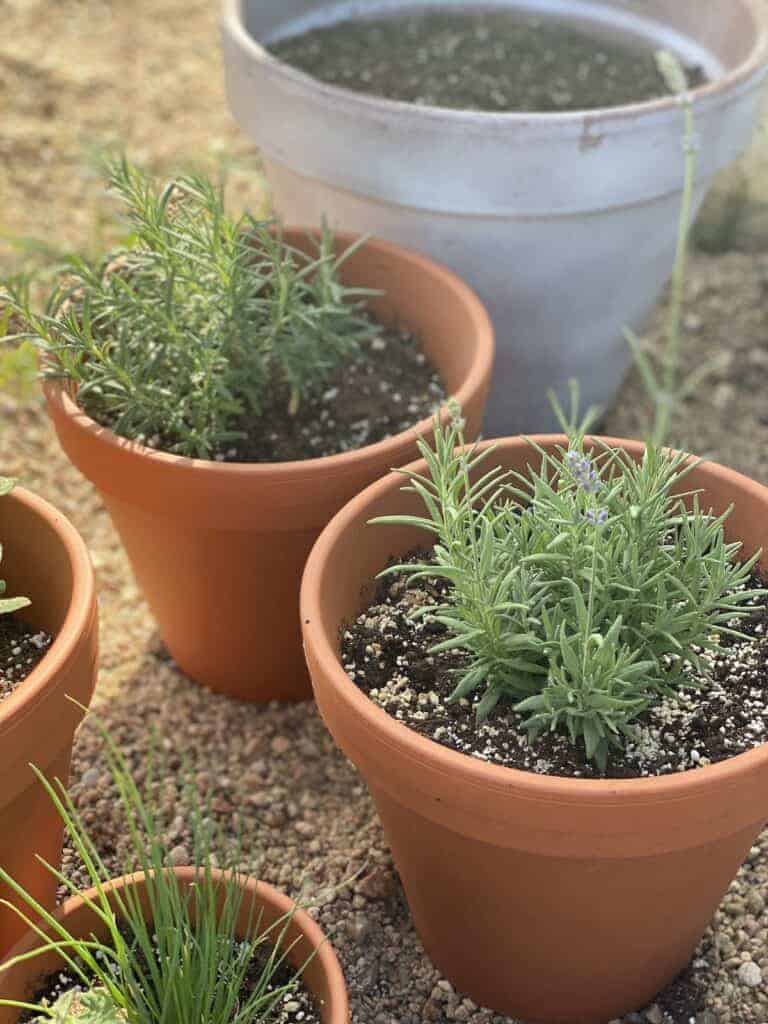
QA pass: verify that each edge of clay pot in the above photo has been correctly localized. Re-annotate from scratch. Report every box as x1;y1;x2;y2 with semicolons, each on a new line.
301;434;768;812
0;486;96;735
0;867;349;1024
42;229;494;487
222;0;768;127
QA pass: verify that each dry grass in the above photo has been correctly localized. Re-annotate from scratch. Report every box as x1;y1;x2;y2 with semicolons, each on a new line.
0;0;263;276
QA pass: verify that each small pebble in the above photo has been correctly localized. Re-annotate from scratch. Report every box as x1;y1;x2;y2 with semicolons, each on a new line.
737;960;762;987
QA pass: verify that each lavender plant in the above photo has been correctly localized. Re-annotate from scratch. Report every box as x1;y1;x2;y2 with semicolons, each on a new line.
372;400;762;770
625;50;723;445
1;158;378;459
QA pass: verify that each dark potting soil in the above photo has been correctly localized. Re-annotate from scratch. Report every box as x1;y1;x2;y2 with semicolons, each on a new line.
19;934;320;1024
653;960;708;1023
340;554;768;780
0;616;52;701
270;10;707;113
228;325;444;463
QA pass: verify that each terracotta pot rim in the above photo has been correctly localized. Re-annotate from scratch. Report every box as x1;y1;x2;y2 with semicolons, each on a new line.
301;433;768;805
43;229;494;482
223;0;768;127
3;867;349;1023
0;486;95;735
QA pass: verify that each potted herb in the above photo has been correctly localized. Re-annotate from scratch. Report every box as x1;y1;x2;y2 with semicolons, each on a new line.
2;159;493;702
0;479;97;956
0;728;348;1024
300;404;768;1022
221;0;768;436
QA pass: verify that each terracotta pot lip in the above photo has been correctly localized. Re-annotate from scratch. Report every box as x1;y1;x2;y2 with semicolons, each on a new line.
0;486;95;734
301;433;768;805
4;867;349;1024
223;0;768;128
43;229;494;481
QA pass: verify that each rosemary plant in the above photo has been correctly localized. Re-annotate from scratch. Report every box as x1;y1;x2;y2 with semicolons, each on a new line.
372;403;762;771
1;158;377;459
0;719;314;1023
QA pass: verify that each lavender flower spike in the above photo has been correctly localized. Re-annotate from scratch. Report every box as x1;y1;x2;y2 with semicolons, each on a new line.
584;508;609;527
565;449;602;494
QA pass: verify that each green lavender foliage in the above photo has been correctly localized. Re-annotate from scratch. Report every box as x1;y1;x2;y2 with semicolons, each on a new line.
625;50;722;446
0;475;30;616
372;406;763;770
0;718;311;1023
1;157;378;459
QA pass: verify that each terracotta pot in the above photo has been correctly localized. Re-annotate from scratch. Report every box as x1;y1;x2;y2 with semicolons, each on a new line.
0;488;97;957
300;435;768;1024
0;867;349;1024
45;230;493;703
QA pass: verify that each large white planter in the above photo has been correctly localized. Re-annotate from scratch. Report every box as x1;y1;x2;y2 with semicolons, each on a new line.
221;0;768;434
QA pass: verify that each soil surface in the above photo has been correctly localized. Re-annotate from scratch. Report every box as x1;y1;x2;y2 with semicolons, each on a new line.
270;11;706;113
177;326;441;463
21;938;319;1024
341;558;768;779
0;616;52;700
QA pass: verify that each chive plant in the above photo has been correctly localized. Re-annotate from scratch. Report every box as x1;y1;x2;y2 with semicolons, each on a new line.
1;158;378;460
0;720;315;1023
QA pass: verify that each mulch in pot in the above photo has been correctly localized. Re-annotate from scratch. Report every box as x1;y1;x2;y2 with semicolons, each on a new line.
341;554;768;780
270;10;707;113
0;616;52;702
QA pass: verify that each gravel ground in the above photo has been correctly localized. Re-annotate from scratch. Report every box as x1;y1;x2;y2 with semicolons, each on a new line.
2;1;768;1021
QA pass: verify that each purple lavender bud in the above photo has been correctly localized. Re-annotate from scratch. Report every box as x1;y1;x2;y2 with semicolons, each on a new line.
566;449;603;494
583;508;608;527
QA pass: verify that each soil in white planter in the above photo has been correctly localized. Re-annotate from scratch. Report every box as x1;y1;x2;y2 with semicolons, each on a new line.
270;9;707;113
341;555;768;780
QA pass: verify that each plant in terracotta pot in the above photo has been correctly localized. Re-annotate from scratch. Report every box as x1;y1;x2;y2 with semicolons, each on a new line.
301;402;768;1023
301;75;768;1013
0;476;97;957
0;724;348;1024
1;158;493;702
